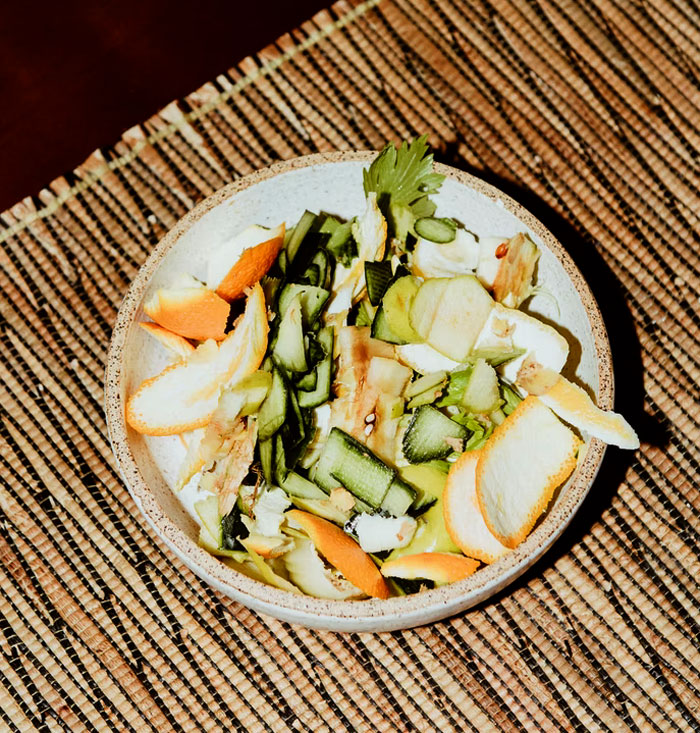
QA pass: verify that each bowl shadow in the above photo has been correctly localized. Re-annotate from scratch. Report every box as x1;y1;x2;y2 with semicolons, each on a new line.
431;152;668;604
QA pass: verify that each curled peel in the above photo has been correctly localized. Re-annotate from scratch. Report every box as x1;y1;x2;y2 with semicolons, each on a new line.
287;509;391;599
139;322;195;360
126;284;268;435
380;552;479;585
212;223;285;302
476;396;581;549
443;451;510;564
517;361;639;450
143;286;230;341
175;427;206;490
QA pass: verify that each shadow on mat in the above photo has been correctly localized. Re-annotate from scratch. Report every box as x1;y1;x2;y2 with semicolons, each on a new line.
432;149;668;594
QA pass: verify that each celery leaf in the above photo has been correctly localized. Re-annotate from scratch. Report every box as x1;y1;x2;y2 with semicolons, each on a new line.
363;136;444;242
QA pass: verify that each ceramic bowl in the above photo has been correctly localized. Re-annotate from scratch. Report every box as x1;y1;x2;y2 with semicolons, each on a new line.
105;151;612;632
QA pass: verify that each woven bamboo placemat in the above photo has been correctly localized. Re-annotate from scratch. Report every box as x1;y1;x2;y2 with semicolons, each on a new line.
1;0;699;729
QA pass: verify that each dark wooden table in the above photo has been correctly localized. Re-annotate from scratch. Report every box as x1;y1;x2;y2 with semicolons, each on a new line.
0;0;327;213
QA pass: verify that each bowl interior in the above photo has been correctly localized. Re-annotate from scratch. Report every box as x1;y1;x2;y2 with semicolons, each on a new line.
108;155;609;631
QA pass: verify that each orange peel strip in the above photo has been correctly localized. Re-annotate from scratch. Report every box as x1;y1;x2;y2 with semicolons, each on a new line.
143;286;230;341
517;362;639;450
287;509;391;599
380;552;479;584
215;223;284;302
126;283;268;435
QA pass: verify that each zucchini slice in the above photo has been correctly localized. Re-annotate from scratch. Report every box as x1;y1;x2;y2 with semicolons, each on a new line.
258;438;274;486
409;278;449;342
371;305;406;345
471;346;526;367
405;371;448;409
382;276;421;343
350;299;375;328
280;471;328;500
257;368;287;442
402;405;468;463
381;478;417;517
414;217;457;243
365;260;394;306
273;293;307;372
274;433;289;486
280;387;310;467
405;371;448;398
325;219;356;266
277;284;330;327
297;327;333;408
286;211;317;265
313;427;395;508
295;370;317;392
309;249;331;290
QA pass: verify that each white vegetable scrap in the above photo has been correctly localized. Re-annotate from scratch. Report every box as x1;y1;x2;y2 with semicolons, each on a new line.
251;487;291;537
413;228;479;278
354;513;417;553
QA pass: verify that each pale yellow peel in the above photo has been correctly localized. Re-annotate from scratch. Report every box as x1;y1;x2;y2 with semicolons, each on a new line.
443;451;510;564
126;284;268;435
395;343;461;374
139;322;195;359
476;396;581;549
243;533;293;559
517;363;639;450
175;427;206;490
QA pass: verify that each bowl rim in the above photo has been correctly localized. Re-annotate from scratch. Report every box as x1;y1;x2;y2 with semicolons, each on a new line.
105;150;612;627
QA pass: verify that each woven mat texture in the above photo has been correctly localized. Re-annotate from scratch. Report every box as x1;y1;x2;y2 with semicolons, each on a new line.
2;0;699;730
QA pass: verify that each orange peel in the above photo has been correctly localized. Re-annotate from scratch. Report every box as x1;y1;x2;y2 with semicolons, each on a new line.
443;451;510;564
126;283;268;435
287;509;391;599
143;286;230;341
517;362;639;450
139;321;195;359
213;223;284;302
380;552;479;585
476;396;581;549
243;534;293;559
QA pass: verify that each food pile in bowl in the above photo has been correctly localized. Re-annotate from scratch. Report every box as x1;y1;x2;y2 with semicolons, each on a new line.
125;138;638;601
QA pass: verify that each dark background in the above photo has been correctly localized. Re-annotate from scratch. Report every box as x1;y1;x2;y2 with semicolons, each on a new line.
0;0;328;213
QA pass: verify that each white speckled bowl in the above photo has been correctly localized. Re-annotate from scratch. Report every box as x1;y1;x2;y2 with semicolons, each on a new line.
105;152;612;632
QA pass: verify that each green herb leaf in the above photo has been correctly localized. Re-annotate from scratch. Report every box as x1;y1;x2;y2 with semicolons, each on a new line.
363;136;444;242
